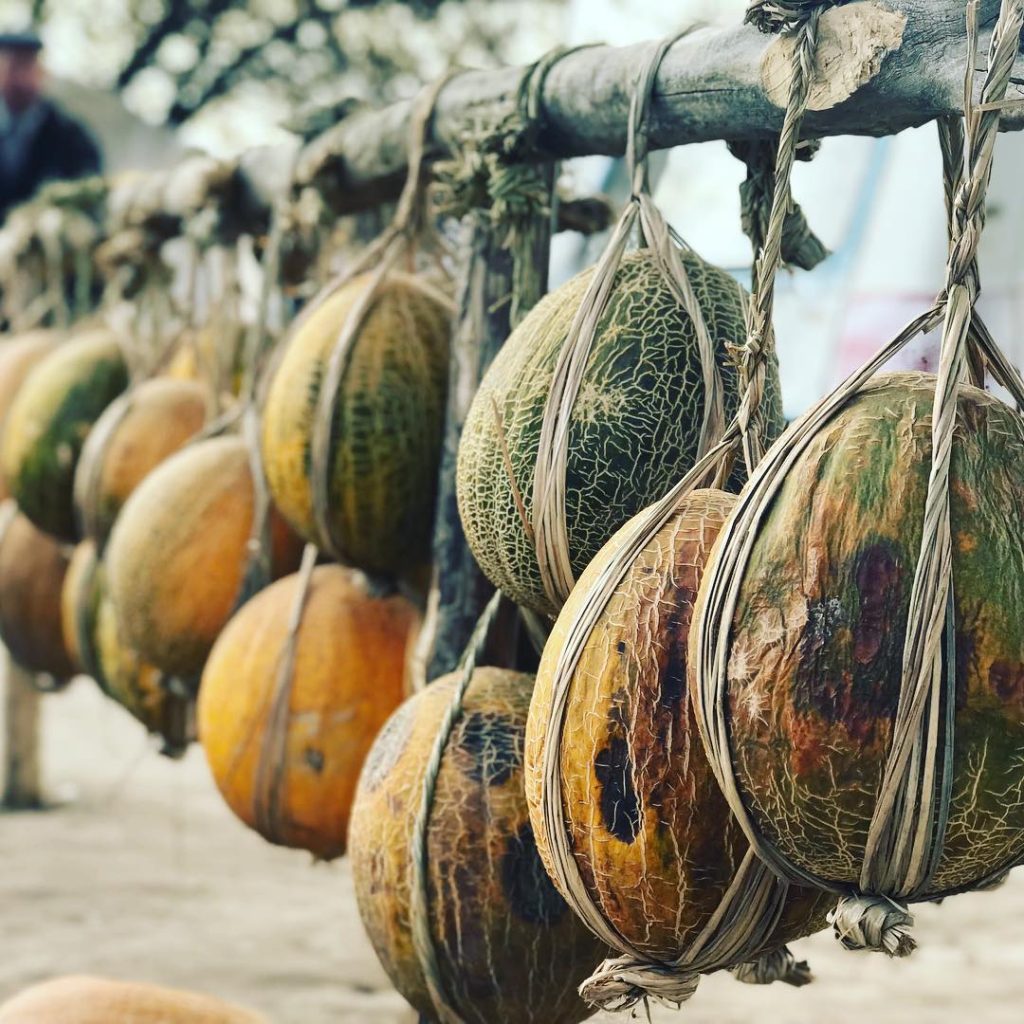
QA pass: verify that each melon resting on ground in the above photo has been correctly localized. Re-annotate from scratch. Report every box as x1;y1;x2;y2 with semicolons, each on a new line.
260;271;451;576
350;667;607;1024
456;247;785;618
525;490;830;969
703;371;1024;897
1;328;128;541
105;435;303;680
199;564;419;860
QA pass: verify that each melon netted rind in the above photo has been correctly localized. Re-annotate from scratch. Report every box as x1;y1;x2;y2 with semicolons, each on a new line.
714;371;1024;898
260;271;451;575
525;489;829;964
456;247;784;618
0;328;128;541
349;668;606;1024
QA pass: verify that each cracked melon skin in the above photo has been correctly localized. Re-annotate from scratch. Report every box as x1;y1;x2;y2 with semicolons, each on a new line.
199;564;418;860
260;271;451;576
0;329;61;503
1;328;128;541
710;371;1024;898
350;668;605;1024
74;377;208;549
526;490;829;965
456;248;784;619
105;436;304;680
0;501;75;679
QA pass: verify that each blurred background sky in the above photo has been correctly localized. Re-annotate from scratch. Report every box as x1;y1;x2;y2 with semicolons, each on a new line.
5;0;1024;415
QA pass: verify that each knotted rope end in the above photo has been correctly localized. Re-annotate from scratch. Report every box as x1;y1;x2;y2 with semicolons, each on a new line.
744;0;849;34
578;955;700;1012
731;944;813;987
828;895;917;958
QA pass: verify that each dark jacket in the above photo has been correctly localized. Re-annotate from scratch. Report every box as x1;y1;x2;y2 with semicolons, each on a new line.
0;99;102;221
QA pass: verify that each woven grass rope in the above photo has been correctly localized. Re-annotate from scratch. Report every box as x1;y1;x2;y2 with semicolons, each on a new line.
529;28;729;612
533;5;837;1011
692;0;1024;959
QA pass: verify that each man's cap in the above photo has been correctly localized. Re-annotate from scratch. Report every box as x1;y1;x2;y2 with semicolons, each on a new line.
0;30;42;52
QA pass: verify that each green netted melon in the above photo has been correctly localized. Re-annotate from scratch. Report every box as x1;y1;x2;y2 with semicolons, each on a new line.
701;371;1024;897
457;248;784;618
260;271;451;576
1;328;128;540
525;490;829;968
349;668;606;1024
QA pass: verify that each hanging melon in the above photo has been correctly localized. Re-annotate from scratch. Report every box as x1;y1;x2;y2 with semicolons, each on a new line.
260;271;451;575
697;372;1024;898
60;540;104;684
0;329;61;502
350;667;607;1024
1;328;128;540
74;377;208;548
0;500;75;679
0;975;267;1024
525;490;829;980
95;588;191;752
198;563;419;859
105;435;303;680
456;248;785;617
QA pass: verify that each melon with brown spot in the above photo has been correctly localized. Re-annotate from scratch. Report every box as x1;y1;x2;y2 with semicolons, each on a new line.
0;500;76;679
1;327;128;541
456;248;785;617
350;667;607;1024
525;489;830;978
0;329;61;503
199;563;419;859
699;371;1024;899
260;271;451;575
105;435;304;679
74;377;208;548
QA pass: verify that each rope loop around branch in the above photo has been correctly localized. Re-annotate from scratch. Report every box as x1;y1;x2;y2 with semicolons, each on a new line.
744;0;850;34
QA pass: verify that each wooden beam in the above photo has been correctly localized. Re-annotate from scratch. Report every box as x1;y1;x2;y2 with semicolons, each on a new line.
293;0;1024;215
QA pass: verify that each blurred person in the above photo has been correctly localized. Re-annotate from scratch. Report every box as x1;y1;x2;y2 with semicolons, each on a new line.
0;30;101;221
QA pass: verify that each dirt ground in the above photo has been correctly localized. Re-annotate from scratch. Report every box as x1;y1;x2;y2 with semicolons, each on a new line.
3;678;1024;1024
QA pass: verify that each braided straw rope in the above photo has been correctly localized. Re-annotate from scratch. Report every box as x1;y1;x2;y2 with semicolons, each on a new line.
534;8;835;1011
693;0;1024;959
530;29;728;611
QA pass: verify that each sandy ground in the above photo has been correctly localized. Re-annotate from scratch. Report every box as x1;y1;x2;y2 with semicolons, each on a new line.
3;678;1024;1024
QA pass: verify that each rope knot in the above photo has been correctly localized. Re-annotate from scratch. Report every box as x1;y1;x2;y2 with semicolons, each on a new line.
745;0;849;33
731;945;813;987
578;955;701;1012
828;895;916;957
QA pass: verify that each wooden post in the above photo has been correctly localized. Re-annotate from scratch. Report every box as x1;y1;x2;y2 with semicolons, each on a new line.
2;651;42;810
423;175;554;682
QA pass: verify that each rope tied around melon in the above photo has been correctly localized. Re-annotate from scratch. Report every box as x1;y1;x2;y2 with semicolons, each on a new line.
533;13;835;1013
287;72;457;567
692;0;1024;964
406;590;505;1024
529;28;729;613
